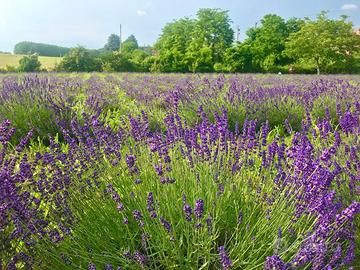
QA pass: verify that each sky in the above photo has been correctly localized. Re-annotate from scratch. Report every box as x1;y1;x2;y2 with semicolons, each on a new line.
0;0;359;52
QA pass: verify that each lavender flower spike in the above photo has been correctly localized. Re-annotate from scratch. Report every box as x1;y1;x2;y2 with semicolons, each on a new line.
194;199;204;219
218;246;232;270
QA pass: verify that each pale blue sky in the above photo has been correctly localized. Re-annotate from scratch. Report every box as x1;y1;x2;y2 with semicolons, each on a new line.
0;0;359;52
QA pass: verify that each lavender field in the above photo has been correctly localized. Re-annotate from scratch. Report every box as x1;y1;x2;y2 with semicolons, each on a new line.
1;73;360;269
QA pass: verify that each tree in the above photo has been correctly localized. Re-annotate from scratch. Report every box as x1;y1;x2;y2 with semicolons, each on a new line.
185;43;213;72
129;49;151;71
18;54;41;72
244;15;304;71
104;34;120;51
224;43;253;72
122;35;139;54
153;18;196;72
57;46;101;72
185;8;234;71
101;51;135;72
153;8;233;72
285;12;360;74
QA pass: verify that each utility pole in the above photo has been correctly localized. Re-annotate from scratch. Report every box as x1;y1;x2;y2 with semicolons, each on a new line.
119;24;122;52
236;25;240;42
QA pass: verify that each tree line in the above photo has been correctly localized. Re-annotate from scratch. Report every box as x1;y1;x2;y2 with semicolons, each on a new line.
8;9;360;74
14;41;71;57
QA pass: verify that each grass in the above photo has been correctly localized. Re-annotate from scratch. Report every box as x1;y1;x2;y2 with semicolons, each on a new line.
0;53;62;69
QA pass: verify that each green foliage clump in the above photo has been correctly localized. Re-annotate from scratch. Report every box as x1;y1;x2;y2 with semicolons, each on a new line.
18;54;41;72
56;46;102;72
101;51;136;72
285;12;360;75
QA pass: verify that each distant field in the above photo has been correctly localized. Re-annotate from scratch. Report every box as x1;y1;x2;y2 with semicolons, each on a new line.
0;53;62;69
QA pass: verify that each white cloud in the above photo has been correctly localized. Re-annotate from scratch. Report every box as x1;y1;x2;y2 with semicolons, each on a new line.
136;10;147;16
341;4;358;10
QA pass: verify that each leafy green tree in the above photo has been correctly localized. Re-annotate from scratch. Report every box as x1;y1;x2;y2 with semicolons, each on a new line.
18;54;41;72
101;51;135;72
122;35;139;54
224;42;253;72
153;8;233;72
286;18;305;34
57;46;101;72
185;8;234;71
129;49;151;71
285;12;360;74
153;18;195;72
245;15;303;71
185;43;213;72
104;34;120;51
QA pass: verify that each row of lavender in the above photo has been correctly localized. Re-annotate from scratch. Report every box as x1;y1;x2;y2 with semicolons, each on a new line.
1;74;360;140
0;74;360;269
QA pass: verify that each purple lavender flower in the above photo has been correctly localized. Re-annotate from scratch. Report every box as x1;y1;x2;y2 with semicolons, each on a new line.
88;262;96;270
150;211;157;219
134;179;142;184
154;163;163;176
117;203;125;212
183;204;193;222
133;250;148;267
126;154;138;174
329;244;342;266
133;210;145;228
104;264;113;270
147;192;155;212
123;250;132;259
195;199;204;219
218;246;232;270
336;201;360;226
160;216;172;234
264;255;285;270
